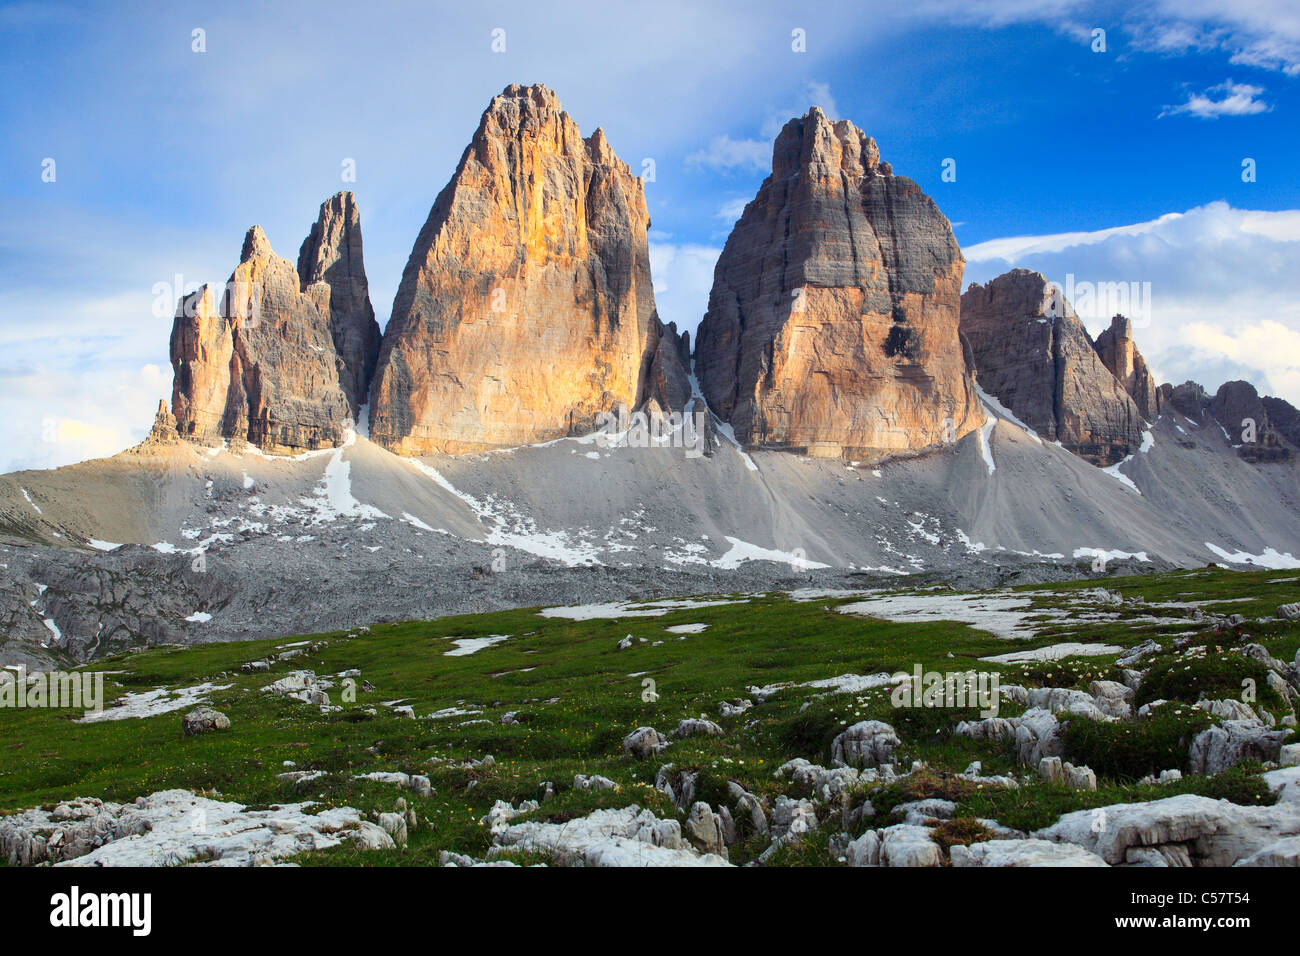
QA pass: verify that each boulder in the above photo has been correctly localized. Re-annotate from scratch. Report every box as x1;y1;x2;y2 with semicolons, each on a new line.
181;706;230;736
1188;720;1288;775
878;824;943;867
684;802;728;858
622;727;669;760
830;720;900;768
673;717;724;738
950;838;1108;867
1035;793;1300;866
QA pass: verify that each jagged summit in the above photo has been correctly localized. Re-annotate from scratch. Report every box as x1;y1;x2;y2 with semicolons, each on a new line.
169;193;379;454
296;191;381;418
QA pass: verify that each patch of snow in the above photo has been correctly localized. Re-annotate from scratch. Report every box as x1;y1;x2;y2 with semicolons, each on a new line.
665;623;709;634
1073;547;1150;564
713;537;829;570
184;612;213;623
540;598;745;621
42;618;61;642
980;642;1123;664
838;592;1067;640
1101;455;1141;493
78;682;232;723
21;488;42;514
87;540;122;551
445;634;511;657
1205;543;1300;570
977;385;1041;443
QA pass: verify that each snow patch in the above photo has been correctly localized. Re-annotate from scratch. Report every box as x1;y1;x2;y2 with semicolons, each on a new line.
78;682;232;723
445;634;511;657
1205;543;1300;570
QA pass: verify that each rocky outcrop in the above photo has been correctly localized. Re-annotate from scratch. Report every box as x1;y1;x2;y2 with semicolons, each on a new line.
369;84;682;456
960;269;1144;465
170;196;380;454
1262;396;1300;448
127;400;180;454
1211;381;1294;462
694;107;980;459
1159;380;1211;422
296;191;381;417
1095;315;1160;421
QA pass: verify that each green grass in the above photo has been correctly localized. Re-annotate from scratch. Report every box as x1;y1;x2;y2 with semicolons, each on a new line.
1;566;1295;865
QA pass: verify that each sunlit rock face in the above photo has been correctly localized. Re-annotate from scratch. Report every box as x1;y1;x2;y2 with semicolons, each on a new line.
369;84;681;456
694;107;981;460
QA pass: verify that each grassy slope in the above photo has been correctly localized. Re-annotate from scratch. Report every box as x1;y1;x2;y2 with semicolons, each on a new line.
1;567;1296;865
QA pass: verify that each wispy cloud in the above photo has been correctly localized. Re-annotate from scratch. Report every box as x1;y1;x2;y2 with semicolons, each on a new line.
964;202;1300;405
685;135;771;173
1159;80;1271;119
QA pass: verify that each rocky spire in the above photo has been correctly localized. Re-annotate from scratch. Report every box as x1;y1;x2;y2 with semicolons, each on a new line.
1095;314;1161;421
297;191;381;418
170;221;356;453
693;107;980;458
368;84;682;455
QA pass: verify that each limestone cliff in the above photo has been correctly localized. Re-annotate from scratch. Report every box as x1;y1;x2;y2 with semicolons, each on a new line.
296;191;381;417
369;84;681;456
694;107;980;459
960;269;1145;466
1095;315;1161;421
170;220;361;454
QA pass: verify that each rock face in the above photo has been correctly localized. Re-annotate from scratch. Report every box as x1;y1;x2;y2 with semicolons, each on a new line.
694;107;980;459
369;84;681;456
1160;380;1211;422
1156;379;1297;460
296;191;381;417
960;269;1144;465
170;195;378;454
1211;381;1293;462
1095;315;1160;421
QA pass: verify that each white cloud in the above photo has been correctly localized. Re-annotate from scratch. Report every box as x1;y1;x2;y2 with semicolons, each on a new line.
1159;80;1271;119
964;202;1300;406
648;242;722;341
685;135;771;173
716;197;751;222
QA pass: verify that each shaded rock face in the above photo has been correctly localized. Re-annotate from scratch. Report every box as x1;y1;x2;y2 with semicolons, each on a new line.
296;192;381;417
1262;396;1300;448
170;226;355;454
694;107;980;460
1160;381;1211;422
369;84;680;456
1095;315;1160;421
1213;381;1293;462
960;269;1144;466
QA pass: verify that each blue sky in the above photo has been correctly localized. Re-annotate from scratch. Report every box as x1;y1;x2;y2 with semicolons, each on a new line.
2;0;1299;470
